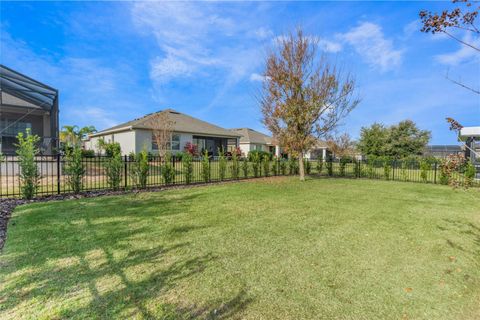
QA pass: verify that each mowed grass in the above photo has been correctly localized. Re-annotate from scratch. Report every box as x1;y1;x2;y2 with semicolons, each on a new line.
1;178;479;320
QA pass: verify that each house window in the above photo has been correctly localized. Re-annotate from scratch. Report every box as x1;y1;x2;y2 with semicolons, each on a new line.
171;134;180;151
254;144;263;151
152;133;181;151
0;119;32;137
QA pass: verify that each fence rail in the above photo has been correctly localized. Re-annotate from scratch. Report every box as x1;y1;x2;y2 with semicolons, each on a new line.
0;155;478;198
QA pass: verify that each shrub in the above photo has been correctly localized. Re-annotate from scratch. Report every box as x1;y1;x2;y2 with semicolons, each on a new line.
65;145;85;193
241;157;249;178
339;156;351;177
201;150;210;182
15;129;40;199
130;149;149;189
420;158;430;183
262;155;270;177
326;156;333;176
104;143;123;191
248;150;272;161
162;152;175;185
438;159;449;185
366;158;375;179
81;149;95;158
230;151;240;179
383;158;392;180
280;160;287;175
251;152;261;177
184;142;198;156
304;159;311;175
182;152;193;184
288;157;298;175
401;161;409;182
317;159;323;174
218;148;227;181
271;157;279;175
464;161;476;188
353;160;361;177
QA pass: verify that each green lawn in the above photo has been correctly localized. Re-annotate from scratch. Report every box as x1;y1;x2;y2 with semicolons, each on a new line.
1;178;479;319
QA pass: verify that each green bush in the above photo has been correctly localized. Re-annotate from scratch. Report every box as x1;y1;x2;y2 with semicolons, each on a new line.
251;152;261;177
130;149;149;189
326;157;333;176
104;144;123;191
464;161;476;188
182;152;193;184
280;160;287;175
353;160;361;177
248;150;272;161
383;159;392;180
81;149;95;158
317;159;323;174
65;145;85;193
339;156;352;177
15;129;40;199
104;142;121;158
263;155;270;177
241;158;249;178
230;151;240;180
401;161;409;181
218;148;227;181
304;159;311;175
439;159;449;185
162;152;175;185
271;158;279;175
420;159;430;183
201;150;210;182
288;157;298;175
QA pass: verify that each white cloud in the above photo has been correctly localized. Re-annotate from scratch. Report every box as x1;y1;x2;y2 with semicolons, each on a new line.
249;73;266;82
318;38;343;53
150;55;192;82
340;22;403;71
253;27;273;40
435;33;480;65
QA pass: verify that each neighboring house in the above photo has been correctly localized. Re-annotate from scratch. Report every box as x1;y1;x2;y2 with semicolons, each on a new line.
459;126;480;179
85;109;241;156
305;140;329;160
0;65;59;155
423;145;463;158
230;128;281;156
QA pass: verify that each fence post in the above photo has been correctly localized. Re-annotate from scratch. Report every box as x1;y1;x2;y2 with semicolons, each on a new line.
124;155;128;190
173;155;176;184
57;153;61;194
434;162;437;184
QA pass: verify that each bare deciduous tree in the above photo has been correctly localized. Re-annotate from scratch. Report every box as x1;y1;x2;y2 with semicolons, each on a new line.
420;0;479;95
260;28;360;180
326;133;356;159
146;112;174;157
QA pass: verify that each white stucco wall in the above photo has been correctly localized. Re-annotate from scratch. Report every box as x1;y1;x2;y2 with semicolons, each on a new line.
86;130;136;155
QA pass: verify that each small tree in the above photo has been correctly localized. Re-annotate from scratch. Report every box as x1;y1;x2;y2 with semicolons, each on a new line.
162;152;175;185
218;148;227;181
201;150;210;183
104;142;123;191
147;111;174;157
251;152;261;177
64;144;85;193
280;159;287;175
464;161;476;188
420;158;431;183
130;149;149;189
230;151;240;180
271;156;279;176
261;28;359;180
182;152;193;184
241;157;249;178
15;129;40;199
317;156;323;174
383;158;392;180
303;159;311;175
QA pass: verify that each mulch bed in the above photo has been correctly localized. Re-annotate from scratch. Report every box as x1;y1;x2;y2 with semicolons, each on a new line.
0;177;285;251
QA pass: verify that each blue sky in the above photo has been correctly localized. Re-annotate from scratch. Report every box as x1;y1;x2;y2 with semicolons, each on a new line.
1;1;479;144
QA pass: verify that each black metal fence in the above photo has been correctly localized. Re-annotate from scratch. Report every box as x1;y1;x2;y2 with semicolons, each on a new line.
0;155;477;198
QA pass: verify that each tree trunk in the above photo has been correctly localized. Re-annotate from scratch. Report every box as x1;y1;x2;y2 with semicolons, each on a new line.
298;152;305;181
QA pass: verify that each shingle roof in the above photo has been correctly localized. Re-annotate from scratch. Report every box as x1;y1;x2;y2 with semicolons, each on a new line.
92;109;241;138
230;128;275;145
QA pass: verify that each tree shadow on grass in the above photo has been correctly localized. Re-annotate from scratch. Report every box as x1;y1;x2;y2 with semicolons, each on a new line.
438;218;480;256
0;190;247;318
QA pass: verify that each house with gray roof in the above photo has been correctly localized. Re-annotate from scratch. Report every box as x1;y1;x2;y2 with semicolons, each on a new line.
85;109;241;156
230;128;280;156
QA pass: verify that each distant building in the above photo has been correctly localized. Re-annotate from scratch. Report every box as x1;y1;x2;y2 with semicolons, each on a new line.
423;145;463;158
0;65;59;154
85;109;241;156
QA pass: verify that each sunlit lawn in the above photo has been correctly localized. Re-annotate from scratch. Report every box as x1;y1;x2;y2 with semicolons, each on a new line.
1;177;479;319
